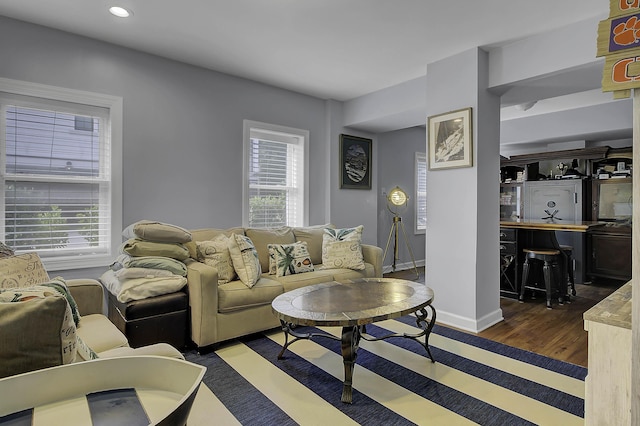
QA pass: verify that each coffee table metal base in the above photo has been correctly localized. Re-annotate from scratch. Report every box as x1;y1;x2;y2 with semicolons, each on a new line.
276;306;436;404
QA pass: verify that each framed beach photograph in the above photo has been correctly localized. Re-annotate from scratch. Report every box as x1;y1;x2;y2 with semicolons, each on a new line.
340;134;372;189
427;107;473;170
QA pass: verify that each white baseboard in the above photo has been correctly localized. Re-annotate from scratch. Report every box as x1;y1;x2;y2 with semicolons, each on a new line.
434;308;504;333
383;259;425;275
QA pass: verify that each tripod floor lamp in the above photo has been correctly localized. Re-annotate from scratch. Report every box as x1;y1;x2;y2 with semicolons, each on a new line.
383;186;419;279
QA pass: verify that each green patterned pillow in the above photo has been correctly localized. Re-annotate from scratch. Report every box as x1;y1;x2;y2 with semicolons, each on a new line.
228;233;262;288
268;241;314;277
322;225;365;270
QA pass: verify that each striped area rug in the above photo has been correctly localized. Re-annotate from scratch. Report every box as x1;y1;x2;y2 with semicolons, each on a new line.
185;316;586;425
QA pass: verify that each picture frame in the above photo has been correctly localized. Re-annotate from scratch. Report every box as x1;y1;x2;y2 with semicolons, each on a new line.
427;107;473;170
340;134;372;189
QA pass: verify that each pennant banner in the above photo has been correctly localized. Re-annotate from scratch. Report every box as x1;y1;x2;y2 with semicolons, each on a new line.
599;1;640;95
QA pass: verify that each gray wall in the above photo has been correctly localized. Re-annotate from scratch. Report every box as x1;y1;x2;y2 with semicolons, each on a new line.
0;16;344;278
376;127;426;271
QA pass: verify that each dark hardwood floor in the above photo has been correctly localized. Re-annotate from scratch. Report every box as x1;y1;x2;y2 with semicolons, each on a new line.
384;267;621;368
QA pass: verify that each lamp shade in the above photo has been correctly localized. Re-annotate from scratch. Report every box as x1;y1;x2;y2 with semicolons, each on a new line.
388;186;408;206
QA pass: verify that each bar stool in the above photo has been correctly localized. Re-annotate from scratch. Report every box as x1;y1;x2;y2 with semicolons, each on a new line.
559;244;576;297
519;248;563;309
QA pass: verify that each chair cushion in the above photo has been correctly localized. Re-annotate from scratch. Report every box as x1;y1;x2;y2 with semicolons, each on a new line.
77;314;129;354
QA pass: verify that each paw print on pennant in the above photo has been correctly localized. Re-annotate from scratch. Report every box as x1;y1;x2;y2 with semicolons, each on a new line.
613;16;640;46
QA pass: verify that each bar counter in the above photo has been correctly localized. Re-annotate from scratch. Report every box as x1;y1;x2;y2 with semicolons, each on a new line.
499;218;605;232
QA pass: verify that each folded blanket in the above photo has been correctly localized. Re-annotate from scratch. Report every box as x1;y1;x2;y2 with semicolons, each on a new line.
110;254;187;276
100;270;187;303
114;267;176;280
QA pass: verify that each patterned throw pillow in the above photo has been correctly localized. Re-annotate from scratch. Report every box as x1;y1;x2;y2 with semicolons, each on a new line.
228;234;262;288
196;235;237;284
321;225;365;270
0;252;50;290
268;241;314;277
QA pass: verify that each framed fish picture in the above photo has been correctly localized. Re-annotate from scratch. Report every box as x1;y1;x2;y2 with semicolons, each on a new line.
428;107;473;170
339;134;372;189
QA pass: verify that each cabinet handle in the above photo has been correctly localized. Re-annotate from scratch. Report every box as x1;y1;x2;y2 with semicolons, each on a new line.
499;232;507;238
499;245;506;251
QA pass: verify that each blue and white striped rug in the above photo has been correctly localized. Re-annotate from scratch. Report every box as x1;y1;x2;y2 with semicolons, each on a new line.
185;316;586;425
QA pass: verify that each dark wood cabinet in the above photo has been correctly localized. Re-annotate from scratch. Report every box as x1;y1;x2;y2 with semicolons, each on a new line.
586;177;632;283
587;228;632;282
500;227;520;297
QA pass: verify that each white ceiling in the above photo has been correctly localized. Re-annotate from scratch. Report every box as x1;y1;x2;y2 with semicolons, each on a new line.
0;0;609;102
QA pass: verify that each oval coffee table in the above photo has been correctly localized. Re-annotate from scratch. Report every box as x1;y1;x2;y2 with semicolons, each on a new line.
271;278;436;404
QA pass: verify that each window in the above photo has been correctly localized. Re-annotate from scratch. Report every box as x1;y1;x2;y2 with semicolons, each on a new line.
0;78;122;271
415;152;426;233
243;120;308;228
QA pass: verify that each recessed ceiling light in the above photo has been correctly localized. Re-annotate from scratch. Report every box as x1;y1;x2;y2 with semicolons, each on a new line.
109;6;132;18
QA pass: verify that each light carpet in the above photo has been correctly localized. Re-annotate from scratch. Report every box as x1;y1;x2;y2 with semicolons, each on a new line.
185;316;586;425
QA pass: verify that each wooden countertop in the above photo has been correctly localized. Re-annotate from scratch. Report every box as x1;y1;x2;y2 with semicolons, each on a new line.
583;281;632;329
500;219;605;232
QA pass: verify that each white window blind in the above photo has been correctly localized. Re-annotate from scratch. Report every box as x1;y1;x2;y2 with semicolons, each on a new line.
1;90;115;266
243;121;308;228
415;152;427;233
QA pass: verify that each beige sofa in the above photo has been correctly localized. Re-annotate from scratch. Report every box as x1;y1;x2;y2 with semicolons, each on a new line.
0;275;183;379
185;225;383;350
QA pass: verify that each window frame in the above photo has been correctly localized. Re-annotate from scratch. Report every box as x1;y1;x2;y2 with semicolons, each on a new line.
415;151;426;234
242;120;309;228
0;77;122;271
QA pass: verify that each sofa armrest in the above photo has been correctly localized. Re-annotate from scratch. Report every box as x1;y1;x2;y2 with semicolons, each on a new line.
185;259;220;348
362;244;383;278
67;278;104;316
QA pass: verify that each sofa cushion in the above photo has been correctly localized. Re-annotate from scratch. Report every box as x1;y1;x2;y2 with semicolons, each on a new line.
128;220;192;243
187;227;245;259
331;264;376;281
217;277;283;313
246;227;295;272
0;252;50;290
272;269;337;292
268;241;314;277
228;233;262;288
0;287;76;378
122;238;190;261
322;225;365;270
293;224;334;265
196;235;236;284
